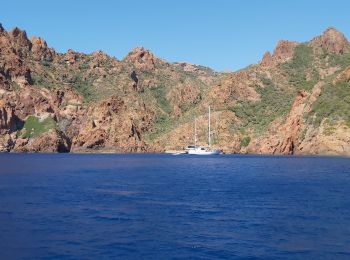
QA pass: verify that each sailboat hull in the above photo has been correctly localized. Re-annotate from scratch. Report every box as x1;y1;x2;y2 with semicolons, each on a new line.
187;148;221;155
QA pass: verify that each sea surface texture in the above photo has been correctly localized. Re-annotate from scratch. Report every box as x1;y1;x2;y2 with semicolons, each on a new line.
0;154;350;259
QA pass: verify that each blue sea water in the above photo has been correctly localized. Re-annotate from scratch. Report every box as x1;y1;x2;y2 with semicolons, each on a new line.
0;154;350;259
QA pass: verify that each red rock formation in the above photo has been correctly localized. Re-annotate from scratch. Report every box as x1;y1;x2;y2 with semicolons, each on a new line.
13;129;70;152
71;96;155;152
167;83;201;117
310;27;350;54
204;70;260;110
0;102;19;133
247;90;308;155
30;36;55;61
9;27;32;54
0;22;349;155
260;40;299;67
64;49;78;65
124;47;157;70
90;50;119;68
260;51;273;67
0;27;32;86
335;65;350;83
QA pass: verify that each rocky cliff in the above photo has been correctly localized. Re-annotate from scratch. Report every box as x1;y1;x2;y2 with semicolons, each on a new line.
0;23;349;155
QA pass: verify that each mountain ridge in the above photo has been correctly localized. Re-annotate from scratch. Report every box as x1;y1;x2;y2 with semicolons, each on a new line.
0;23;349;155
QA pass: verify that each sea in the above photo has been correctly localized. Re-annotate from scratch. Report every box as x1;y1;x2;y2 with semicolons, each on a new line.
0;153;350;259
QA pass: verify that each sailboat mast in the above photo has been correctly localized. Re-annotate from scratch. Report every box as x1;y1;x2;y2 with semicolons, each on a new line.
194;118;197;147
208;106;211;148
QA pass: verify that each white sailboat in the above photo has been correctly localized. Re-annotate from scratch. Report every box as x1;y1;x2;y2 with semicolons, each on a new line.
186;106;222;155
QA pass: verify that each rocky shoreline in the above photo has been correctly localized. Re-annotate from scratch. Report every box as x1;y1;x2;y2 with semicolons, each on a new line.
0;23;349;155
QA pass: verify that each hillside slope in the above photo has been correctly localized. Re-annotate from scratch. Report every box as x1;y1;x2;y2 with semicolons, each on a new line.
155;28;350;155
0;23;349;155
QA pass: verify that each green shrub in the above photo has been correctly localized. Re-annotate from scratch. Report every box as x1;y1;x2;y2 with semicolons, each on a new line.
151;85;172;115
67;75;96;102
310;81;350;126
346;120;350;128
240;136;251;147
78;62;90;70
21;116;57;138
232;82;294;134
280;44;319;91
324;125;336;136
327;53;350;69
299;128;307;142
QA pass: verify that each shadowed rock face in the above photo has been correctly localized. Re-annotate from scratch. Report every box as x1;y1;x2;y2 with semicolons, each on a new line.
9;27;32;52
0;23;349;155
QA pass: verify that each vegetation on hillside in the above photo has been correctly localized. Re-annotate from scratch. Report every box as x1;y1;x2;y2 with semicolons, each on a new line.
20;116;57;138
280;44;320;91
309;81;350;126
327;52;350;69
231;79;294;134
240;136;251;147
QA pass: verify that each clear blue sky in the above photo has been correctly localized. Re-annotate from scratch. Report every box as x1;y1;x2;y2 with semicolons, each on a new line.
1;0;349;71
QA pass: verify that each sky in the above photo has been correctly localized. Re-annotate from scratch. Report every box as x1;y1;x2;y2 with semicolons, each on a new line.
1;0;349;71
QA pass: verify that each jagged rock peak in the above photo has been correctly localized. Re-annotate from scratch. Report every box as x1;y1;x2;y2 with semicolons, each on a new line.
92;49;108;57
0;23;4;33
91;49;117;61
9;26;32;48
30;36;48;48
125;46;155;59
323;27;348;40
124;46;157;70
10;27;28;39
273;40;299;58
30;36;55;61
310;27;350;54
259;51;273;66
64;49;78;65
91;50;119;66
260;40;298;67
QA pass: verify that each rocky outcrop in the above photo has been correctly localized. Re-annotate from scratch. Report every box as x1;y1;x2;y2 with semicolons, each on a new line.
173;62;219;85
30;36;55;61
0;26;33;87
0;81;82;153
260;40;299;67
299;120;350;155
13;129;70;152
167;83;201;117
124;47;158;70
247;90;309;154
9;27;32;55
71;96;156;152
0;23;4;34
91;50;119;68
0;102;19;151
335;65;350;83
64;49;78;65
310;27;350;55
204;70;260;110
246;81;327;155
0;103;18;133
